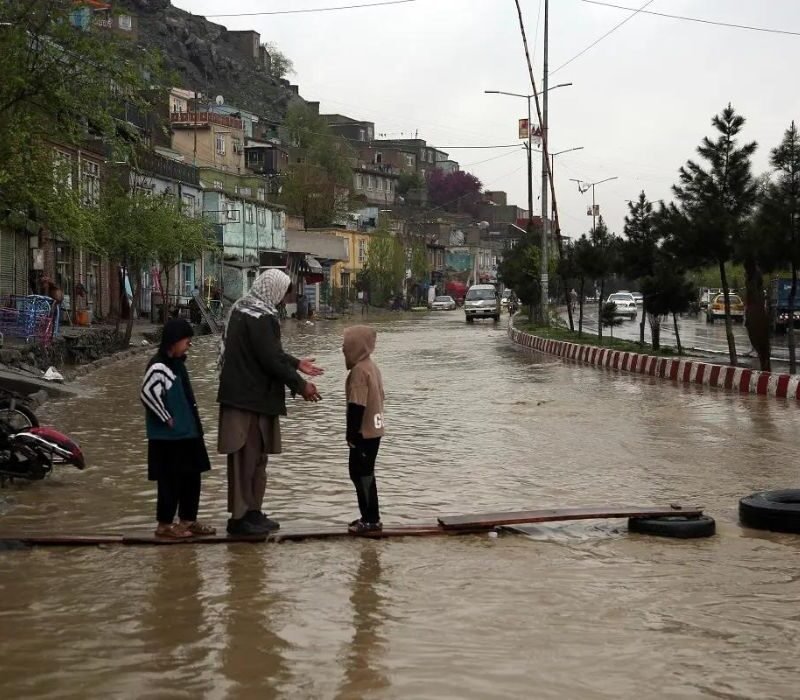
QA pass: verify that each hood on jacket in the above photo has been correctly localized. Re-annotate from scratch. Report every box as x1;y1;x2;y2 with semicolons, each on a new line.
343;325;376;369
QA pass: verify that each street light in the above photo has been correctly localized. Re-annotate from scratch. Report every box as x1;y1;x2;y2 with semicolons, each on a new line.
569;176;619;234
549;146;584;188
484;82;572;229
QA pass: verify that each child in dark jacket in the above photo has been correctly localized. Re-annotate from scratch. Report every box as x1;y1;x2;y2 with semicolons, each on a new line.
140;319;214;539
343;325;385;534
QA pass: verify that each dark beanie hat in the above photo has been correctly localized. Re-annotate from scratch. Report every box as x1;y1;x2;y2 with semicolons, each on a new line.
160;318;194;354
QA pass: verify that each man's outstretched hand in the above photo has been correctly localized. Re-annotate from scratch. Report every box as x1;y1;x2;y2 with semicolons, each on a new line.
301;382;322;402
298;357;324;377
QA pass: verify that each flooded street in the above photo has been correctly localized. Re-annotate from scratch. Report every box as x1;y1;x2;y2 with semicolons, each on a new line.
2;312;800;699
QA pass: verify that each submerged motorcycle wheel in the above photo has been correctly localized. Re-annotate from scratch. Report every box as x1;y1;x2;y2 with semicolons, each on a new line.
628;515;716;539
0;400;39;431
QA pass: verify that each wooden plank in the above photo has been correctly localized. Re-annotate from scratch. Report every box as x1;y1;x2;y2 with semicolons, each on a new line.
122;533;266;545
438;504;703;530
0;533;123;546
271;523;458;542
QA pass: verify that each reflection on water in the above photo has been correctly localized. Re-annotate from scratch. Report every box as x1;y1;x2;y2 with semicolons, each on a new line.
1;313;800;698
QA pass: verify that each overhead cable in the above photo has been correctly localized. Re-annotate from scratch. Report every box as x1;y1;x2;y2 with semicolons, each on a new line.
205;0;416;19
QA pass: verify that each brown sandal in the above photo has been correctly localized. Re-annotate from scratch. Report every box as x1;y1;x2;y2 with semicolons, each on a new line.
155;523;193;539
183;521;217;536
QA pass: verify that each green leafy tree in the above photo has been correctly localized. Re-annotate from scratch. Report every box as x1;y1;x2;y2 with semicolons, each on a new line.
588;218;619;343
0;0;163;242
572;234;595;336
92;183;212;343
397;172;425;197
498;222;542;322
600;302;623;341
280;104;353;227
365;223;404;306
758;121;800;373
672;104;758;366
640;261;695;353
266;42;294;80
621;191;659;346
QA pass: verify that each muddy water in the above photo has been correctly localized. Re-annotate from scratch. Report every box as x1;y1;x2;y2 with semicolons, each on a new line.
1;313;800;699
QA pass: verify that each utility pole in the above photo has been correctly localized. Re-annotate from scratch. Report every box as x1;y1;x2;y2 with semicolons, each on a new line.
570;176;619;235
527;94;533;229
540;0;550;324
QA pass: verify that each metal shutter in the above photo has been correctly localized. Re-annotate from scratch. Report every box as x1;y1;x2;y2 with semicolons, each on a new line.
14;231;28;295
0;229;14;297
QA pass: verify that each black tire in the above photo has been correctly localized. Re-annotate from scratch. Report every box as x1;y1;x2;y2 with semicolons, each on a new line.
0;400;39;431
706;314;713;324
739;490;800;534
628;515;716;539
465;316;474;324
493;315;500;323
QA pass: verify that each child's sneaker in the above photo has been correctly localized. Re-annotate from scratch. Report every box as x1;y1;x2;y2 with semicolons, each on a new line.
348;520;383;535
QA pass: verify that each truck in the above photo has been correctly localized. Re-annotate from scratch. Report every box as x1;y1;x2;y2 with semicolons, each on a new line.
769;277;800;333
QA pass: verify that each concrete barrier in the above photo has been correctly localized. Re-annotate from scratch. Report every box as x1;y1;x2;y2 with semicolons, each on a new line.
508;321;800;402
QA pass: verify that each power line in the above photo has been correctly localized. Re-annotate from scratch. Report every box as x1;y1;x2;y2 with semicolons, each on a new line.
463;147;526;168
205;0;416;19
436;144;522;150
550;0;655;75
582;1;800;38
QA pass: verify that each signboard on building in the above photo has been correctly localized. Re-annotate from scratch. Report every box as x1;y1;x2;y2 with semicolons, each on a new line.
518;118;530;140
587;205;600;216
446;248;473;273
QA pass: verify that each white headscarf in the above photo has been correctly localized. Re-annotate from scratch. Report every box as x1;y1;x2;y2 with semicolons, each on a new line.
218;269;292;371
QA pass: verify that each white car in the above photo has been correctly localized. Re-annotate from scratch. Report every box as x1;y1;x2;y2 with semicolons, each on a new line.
431;295;456;311
606;292;638;318
631;292;644;305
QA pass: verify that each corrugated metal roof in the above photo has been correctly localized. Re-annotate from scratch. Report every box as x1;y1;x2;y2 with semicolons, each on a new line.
286;230;349;261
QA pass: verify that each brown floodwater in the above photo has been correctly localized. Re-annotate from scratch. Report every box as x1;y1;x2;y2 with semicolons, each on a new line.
1;312;800;699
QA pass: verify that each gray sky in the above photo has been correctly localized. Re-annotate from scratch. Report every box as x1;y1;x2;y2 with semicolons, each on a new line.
173;0;800;238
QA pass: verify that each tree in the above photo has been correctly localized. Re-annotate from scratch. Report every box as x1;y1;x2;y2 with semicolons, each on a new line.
572;234;595;336
621;192;659;346
426;170;482;215
759;122;800;373
266;42;294;80
498;223;541;322
600;302;623;340
397;172;425;197
365;223;404;306
672;105;758;367
279;104;353;227
641;262;695;354
556;240;580;331
92;183;212;343
0;0;162;241
588;218;618;343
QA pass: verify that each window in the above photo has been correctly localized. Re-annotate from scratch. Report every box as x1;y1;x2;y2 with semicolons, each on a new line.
375;152;383;165
81;160;100;206
377;178;384;191
53;150;73;190
257;187;266;201
355;173;363;190
233;138;243;153
181;262;195;296
181;193;196;217
358;129;366;142
257;208;267;226
118;14;132;30
246;206;254;224
369;175;377;190
386;180;393;194
405;154;414;168
216;133;226;155
272;211;284;229
358;238;367;264
55;243;73;300
240;186;252;197
213;180;223;191
226;202;238;221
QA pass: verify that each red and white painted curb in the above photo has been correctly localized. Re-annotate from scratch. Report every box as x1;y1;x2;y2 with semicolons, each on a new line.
508;324;800;401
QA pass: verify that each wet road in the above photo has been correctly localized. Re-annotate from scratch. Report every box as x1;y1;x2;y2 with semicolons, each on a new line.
1;311;800;699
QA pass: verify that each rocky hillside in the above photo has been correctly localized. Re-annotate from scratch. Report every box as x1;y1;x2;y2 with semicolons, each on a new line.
119;0;304;125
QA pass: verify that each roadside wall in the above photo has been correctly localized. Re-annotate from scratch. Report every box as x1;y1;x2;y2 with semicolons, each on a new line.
508;322;800;402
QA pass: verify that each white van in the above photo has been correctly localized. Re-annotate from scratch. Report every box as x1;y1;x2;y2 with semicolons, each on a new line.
464;284;500;323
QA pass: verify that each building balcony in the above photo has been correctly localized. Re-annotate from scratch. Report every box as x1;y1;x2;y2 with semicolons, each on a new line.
170;112;244;130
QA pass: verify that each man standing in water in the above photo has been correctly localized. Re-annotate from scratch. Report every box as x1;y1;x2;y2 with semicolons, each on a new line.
217;269;323;536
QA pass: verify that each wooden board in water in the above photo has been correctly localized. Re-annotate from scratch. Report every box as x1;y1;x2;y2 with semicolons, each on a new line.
438;504;704;530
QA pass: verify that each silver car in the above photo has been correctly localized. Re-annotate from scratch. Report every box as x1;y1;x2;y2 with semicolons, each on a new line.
464;284;500;323
606;292;638;318
431;295;457;311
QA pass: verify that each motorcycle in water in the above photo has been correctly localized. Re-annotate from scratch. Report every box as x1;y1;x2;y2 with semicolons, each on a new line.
0;392;85;485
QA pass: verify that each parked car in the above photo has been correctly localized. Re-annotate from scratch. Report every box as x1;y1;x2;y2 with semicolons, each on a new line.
431;295;457;311
706;293;745;323
606;292;638;319
464;284;500;323
699;287;723;310
631;292;644;305
769;278;800;333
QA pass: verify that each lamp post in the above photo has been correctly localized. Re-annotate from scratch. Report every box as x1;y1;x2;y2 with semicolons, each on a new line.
484;82;572;230
550;146;584;188
570;176;619;234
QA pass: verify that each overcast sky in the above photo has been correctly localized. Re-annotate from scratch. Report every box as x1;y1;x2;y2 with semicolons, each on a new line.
172;0;800;238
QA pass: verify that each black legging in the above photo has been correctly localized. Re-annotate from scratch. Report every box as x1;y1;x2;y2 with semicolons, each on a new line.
157;469;201;524
349;437;381;523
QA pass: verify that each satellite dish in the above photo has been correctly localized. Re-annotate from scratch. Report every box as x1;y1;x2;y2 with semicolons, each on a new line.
215;95;225;105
